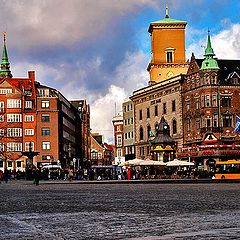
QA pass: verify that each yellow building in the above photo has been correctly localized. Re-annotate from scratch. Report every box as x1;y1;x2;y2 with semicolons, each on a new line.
147;7;189;83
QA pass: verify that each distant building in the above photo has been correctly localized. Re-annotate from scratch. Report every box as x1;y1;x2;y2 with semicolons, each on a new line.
122;99;135;160
130;9;186;159
112;111;124;164
0;34;91;171
179;33;240;166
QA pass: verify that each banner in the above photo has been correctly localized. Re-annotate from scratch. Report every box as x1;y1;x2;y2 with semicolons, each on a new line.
234;115;240;133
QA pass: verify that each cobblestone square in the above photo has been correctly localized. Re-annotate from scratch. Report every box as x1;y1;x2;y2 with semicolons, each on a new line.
1;181;240;239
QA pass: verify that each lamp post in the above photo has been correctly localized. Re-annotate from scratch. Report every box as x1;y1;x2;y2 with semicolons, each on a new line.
22;142;39;180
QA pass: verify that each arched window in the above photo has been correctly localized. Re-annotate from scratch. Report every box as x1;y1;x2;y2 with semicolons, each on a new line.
155;123;159;134
147;125;151;138
172;119;177;134
139;126;144;140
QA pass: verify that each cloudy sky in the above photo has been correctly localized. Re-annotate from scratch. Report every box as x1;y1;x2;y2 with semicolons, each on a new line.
1;0;240;142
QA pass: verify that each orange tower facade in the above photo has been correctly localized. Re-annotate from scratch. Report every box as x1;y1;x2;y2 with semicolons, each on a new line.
147;7;189;83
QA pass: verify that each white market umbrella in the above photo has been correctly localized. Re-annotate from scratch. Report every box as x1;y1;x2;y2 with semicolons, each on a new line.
166;159;194;167
139;159;166;166
119;158;144;167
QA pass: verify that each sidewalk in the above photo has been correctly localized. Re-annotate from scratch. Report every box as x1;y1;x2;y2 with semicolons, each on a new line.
2;178;240;186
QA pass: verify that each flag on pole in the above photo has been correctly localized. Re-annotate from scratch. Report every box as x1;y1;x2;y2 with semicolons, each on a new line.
234;115;240;133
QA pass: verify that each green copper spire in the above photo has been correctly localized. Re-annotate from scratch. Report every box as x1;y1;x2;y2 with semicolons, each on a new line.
201;31;219;70
0;32;12;78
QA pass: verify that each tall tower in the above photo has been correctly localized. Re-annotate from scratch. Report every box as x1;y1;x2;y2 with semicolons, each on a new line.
147;6;188;83
0;32;12;78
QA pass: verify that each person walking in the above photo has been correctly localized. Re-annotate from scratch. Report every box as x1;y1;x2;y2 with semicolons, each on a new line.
4;168;9;183
33;168;41;185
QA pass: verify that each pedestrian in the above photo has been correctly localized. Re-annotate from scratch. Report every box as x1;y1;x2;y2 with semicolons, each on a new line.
4;168;9;183
68;169;73;181
33;168;41;186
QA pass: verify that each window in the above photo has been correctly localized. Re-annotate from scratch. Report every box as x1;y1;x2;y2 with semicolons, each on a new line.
172;100;176;112
0;101;4;112
206;118;211;128
116;126;121;132
187;118;191;131
7;142;22;152
147;125;151;138
196;118;200;129
196;98;200;110
0;88;12;94
163;102;167;114
212;94;217;107
201;95;205;108
223;114;232;127
25;115;34;122
41;100;50;108
155;105;158;116
0;115;4;122
131;118;133;124
8;161;12;168
124;120;127;126
139;127;144;140
222;96;231;107
0;161;3;168
125;133;127;140
0;129;4;136
25;101;32;109
41;114;50;122
147;108;150;118
166;52;173;63
186;100;190;111
139;110;142;120
213;114;218;127
42;141;51;150
7;128;22;137
0;143;4;151
25;142;34;151
25;129;34;136
128;132;131;139
117;148;122;158
7;99;21;108
7;114;22;122
140;147;145;156
117;135;122;146
205;95;211;107
42;128;50;136
172;119;177;134
16;161;22;168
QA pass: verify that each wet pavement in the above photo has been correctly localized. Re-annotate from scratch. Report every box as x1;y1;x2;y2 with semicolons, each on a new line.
1;180;240;239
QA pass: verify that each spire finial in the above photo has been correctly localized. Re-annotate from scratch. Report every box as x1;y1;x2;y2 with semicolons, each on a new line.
165;5;169;18
0;32;12;78
3;32;6;43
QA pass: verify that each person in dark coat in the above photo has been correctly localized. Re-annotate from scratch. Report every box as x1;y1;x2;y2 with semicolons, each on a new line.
33;168;41;185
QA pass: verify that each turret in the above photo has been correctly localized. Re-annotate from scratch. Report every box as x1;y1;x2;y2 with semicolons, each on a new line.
0;32;12;78
201;31;220;70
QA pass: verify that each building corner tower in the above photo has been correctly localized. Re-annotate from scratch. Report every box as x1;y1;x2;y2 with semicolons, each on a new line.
147;6;188;84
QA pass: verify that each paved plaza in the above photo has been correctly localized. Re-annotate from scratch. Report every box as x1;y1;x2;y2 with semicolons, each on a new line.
1;181;240;239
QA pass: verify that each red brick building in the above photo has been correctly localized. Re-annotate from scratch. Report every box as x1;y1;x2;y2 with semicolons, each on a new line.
0;34;91;171
179;32;240;168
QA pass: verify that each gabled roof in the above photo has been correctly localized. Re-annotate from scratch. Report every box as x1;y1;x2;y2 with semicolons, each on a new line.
196;58;240;80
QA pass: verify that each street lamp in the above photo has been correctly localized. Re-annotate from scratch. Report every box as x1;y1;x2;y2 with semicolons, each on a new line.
22;142;39;180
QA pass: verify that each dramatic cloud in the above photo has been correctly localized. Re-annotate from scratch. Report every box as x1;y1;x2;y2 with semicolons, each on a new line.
2;0;240;144
187;23;240;59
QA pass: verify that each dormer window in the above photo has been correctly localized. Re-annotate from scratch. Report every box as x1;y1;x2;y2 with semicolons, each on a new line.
165;48;175;63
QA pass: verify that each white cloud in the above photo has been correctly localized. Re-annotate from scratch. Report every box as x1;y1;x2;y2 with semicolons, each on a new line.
1;0;155;50
187;23;240;59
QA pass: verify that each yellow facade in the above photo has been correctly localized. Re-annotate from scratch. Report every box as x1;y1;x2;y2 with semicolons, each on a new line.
148;15;189;82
